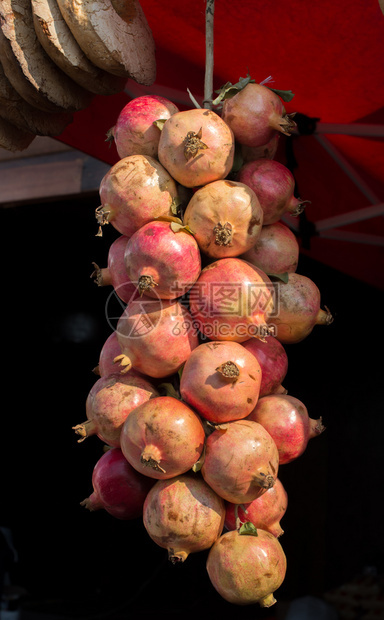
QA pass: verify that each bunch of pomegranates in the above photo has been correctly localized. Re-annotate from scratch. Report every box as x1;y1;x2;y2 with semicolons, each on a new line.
75;85;332;609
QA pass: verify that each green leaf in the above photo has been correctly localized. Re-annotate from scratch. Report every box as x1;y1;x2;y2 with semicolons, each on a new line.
238;522;258;536
157;382;180;399
267;272;289;284
212;74;255;105
267;88;295;102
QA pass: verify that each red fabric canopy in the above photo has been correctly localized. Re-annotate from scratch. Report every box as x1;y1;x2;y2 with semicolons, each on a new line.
58;0;384;289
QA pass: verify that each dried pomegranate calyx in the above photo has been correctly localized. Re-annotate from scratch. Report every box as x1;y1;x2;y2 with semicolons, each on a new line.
213;221;233;246
183;127;208;160
215;360;240;382
279;112;297;136
138;274;158;296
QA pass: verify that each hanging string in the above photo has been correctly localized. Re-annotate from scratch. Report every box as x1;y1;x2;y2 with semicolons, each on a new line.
204;0;215;109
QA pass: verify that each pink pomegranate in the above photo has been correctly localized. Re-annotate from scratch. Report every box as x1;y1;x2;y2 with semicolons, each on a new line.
237;159;310;225
206;527;287;606
247;394;325;464
108;94;179;159
224;477;288;538
220;82;296;147
179;340;262;423
120;396;205;479
94;331;145;380
91;235;138;304
94;331;122;377
143;473;225;563
201;419;279;504
158;107;235;187
72;373;158;447
114;297;199;378
96;155;179;237
188;258;275;342
182;180;263;259
269;272;333;344
241;335;288;397
240;222;299;275
124;220;201;299
241;133;280;163
80;447;155;519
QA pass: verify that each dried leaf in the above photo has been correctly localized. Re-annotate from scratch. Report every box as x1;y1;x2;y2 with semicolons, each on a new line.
153;118;167;130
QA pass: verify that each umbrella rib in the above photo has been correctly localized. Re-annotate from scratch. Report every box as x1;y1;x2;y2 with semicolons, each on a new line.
315;134;381;205
314;203;384;232
318;230;384;246
316;123;384;137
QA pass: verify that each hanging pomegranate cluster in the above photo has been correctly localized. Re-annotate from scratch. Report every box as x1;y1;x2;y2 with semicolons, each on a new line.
75;82;332;609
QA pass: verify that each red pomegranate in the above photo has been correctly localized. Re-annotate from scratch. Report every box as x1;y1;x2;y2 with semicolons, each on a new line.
241;335;288;397
80;447;154;519
182;179;263;259
158;107;235;187
109;94;179;159
241;133;280;163
188;258;275;342
143;473;225;563
240;222;299;275
91;235;138;304
201;419;279;504
114;297;199;378
124;220;201;299
269;272;333;344
221;82;296;147
120;396;205;479
237;159;310;225
72;373;158;447
96;155;179;237
206;527;287;606
179;340;262;423
247;394;325;464
224;477;288;538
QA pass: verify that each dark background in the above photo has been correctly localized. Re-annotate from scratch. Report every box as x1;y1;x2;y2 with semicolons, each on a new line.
1;194;383;619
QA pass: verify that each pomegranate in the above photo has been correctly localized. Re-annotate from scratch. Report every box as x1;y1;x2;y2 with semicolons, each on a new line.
91;234;138;304
94;331;122;377
72;373;158;447
120;396;205;479
179;340;262;423
224;478;288;538
188;257;275;342
241;133;280;163
220;82;296;147
124;220;201;299
143;473;225;563
206;527;287;606
96;155;179;237
114;297;199;378
269;272;333;344
108;94;179;159
201;419;279;504
240;222;299;275
237;159;310;225
247;394;325;464
80;447;154;519
241;335;288;397
157;107;235;187
94;331;145;380
182;179;263;259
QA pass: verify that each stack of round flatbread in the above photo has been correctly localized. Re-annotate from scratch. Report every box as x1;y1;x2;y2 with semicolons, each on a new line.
0;0;156;152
